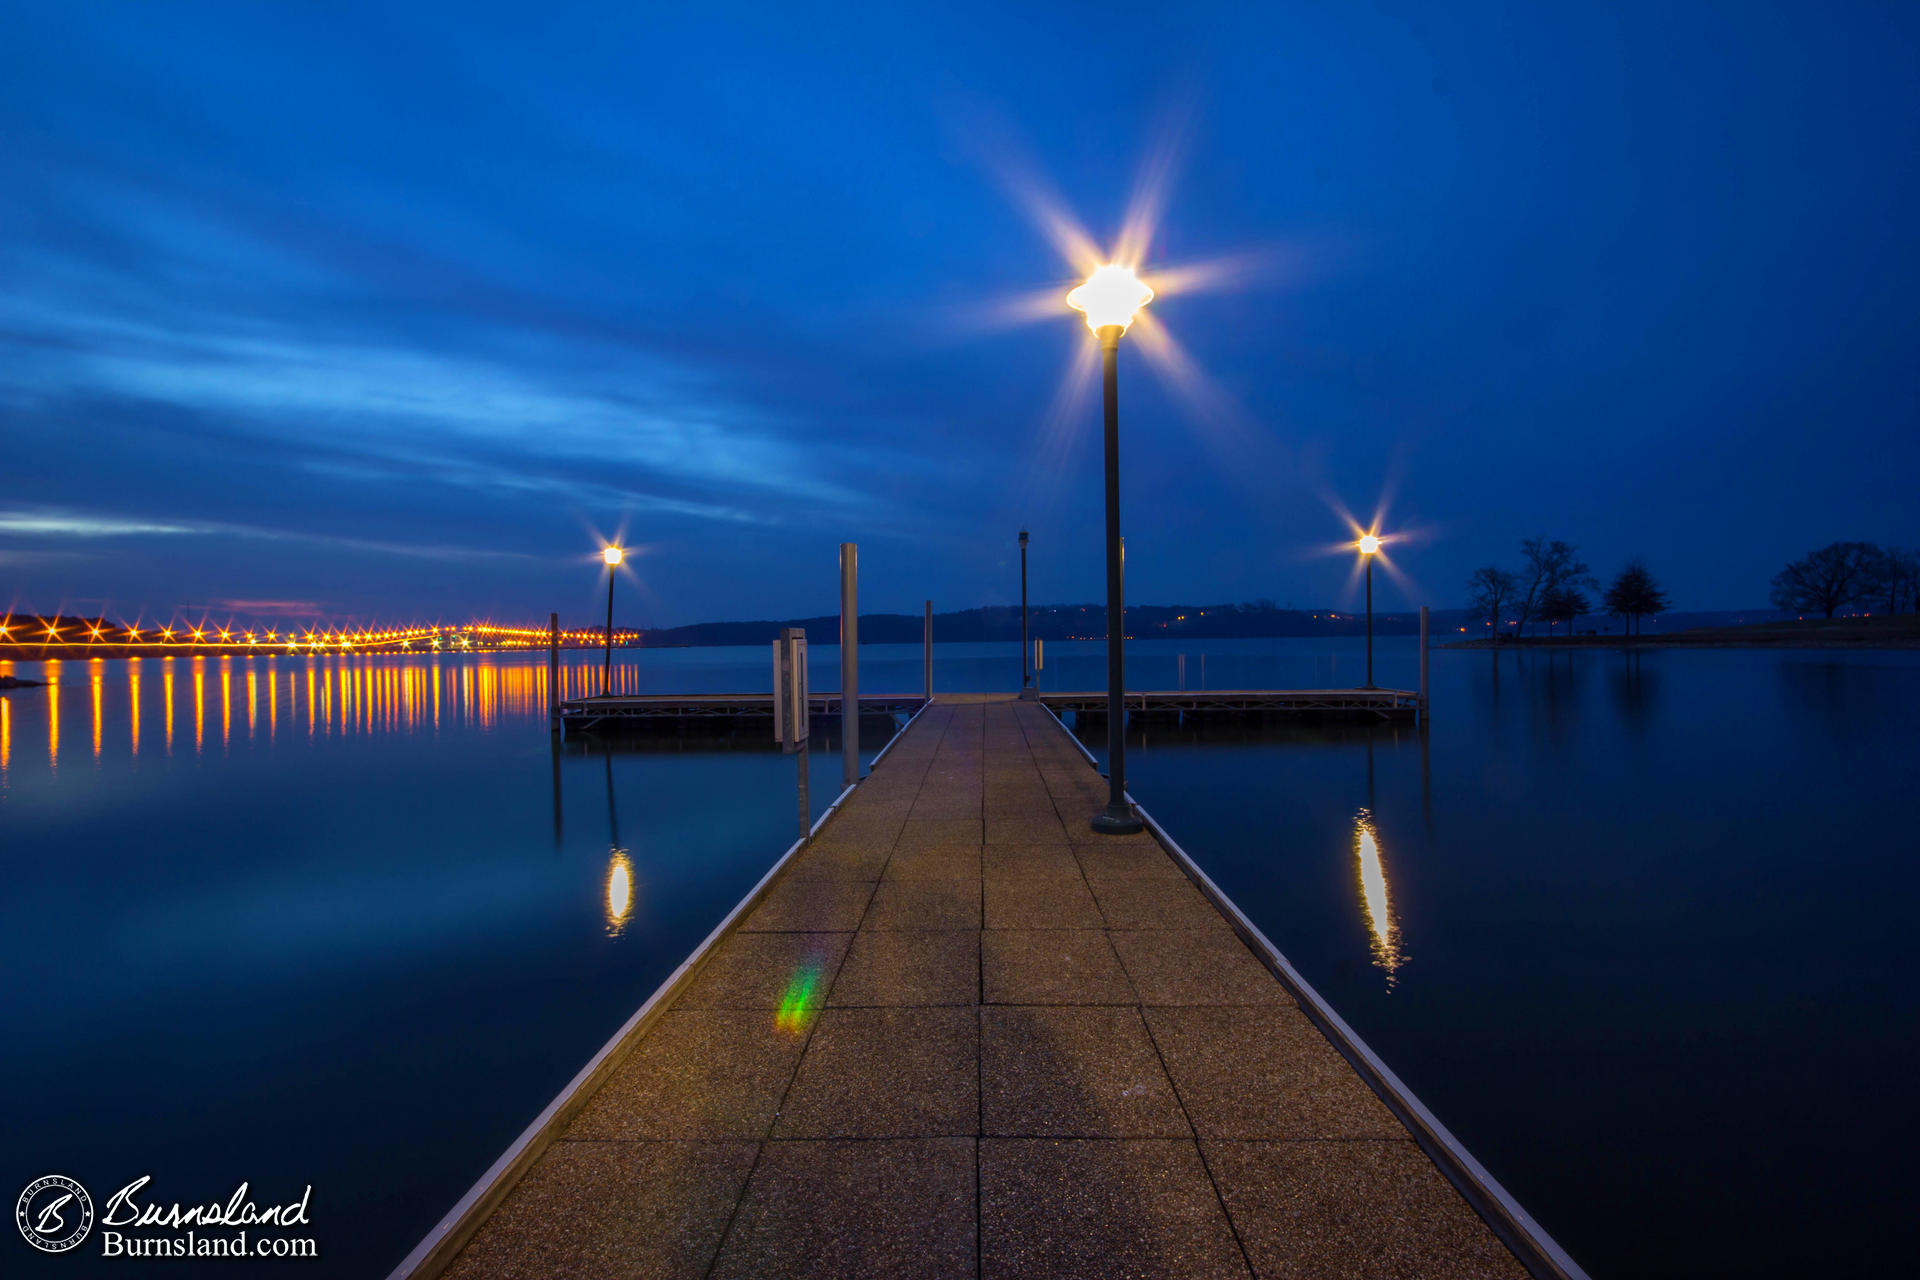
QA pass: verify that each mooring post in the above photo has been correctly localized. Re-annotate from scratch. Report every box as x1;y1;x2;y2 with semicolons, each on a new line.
923;599;933;702
548;612;561;735
841;543;859;787
1419;605;1431;725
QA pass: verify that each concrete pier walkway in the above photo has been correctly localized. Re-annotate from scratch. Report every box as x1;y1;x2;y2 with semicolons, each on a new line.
434;696;1529;1279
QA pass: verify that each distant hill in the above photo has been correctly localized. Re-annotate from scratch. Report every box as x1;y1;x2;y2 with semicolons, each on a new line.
639;603;1471;648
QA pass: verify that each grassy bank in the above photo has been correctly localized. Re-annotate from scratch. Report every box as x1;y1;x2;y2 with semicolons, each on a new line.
1447;614;1920;650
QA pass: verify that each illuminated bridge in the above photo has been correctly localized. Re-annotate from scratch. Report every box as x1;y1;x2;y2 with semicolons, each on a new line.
0;614;643;657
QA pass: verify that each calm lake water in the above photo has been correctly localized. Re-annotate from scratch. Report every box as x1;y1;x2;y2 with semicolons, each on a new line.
4;637;1915;1278
1067;637;1920;1280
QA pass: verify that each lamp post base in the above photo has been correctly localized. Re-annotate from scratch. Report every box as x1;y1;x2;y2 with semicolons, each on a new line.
1018;686;1039;701
1090;804;1143;836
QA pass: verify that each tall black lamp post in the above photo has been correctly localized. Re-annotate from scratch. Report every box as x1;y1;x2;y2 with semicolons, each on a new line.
1357;534;1381;688
1018;530;1035;699
600;545;623;696
1068;265;1153;835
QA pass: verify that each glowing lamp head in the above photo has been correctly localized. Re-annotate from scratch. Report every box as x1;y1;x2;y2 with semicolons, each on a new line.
601;546;624;568
1358;535;1382;556
1067;264;1153;335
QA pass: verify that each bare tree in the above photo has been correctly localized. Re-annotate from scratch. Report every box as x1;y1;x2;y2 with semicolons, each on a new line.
1899;549;1920;614
1467;566;1518;639
1602;559;1670;639
1869;545;1919;614
1770;542;1880;619
1515;537;1594;637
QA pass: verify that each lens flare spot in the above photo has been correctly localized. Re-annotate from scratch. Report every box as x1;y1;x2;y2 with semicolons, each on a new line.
775;963;822;1035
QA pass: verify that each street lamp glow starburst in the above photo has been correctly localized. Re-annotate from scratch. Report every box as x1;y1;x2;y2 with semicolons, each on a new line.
1066;265;1154;334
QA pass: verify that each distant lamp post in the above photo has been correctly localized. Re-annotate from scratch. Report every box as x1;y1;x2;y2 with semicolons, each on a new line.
600;545;623;696
1067;264;1153;835
1357;534;1382;688
1018;530;1036;700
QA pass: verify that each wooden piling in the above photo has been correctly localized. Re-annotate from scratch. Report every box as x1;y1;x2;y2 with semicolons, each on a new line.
840;543;858;787
1419;605;1430;725
547;612;560;734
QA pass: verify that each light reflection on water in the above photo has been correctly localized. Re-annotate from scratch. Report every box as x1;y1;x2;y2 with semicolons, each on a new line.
1077;640;1920;1280
0;653;636;772
604;851;635;935
1352;808;1402;986
0;648;876;1280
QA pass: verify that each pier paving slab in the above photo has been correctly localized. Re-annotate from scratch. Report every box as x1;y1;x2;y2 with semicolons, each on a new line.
564;1011;806;1141
741;878;875;932
982;928;1136;1005
982;1007;1190;1138
773;1007;978;1138
883;846;982;881
864;878;981;930
1112;928;1298;1007
982;842;1083;880
828;929;979;1006
980;1138;1250;1280
439;696;1527;1280
1091;876;1231;930
1201;1139;1531;1280
710;1138;976;1280
1075;842;1192;882
985;811;1071;845
783;841;891;882
896;817;984;850
676;931;851;1010
984;874;1105;929
444;1139;757;1280
1145;1006;1404;1140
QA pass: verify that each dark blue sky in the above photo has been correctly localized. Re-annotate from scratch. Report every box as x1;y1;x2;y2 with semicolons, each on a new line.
4;2;1915;627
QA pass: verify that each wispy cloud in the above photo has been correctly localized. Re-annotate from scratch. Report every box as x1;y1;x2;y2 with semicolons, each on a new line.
0;510;199;537
0;504;532;563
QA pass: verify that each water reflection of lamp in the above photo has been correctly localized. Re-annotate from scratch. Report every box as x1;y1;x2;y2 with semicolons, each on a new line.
605;850;634;934
601;744;632;933
1353;808;1402;986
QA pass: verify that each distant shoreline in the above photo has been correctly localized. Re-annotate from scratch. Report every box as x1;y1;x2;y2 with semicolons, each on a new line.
1445;616;1920;650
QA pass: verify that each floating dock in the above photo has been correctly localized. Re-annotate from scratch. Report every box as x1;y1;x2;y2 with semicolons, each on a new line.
560;692;927;733
1042;686;1424;722
399;694;1575;1280
562;686;1424;734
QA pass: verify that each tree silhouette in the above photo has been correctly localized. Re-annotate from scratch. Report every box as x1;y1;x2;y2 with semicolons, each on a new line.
1869;546;1919;614
1540;585;1593;636
1770;542;1880;618
1515;537;1594;637
1467;566;1518;639
1602;560;1670;638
